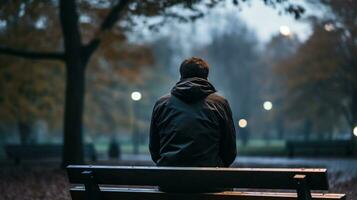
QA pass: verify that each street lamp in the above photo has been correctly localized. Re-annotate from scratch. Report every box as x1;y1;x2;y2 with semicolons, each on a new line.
130;91;142;154
131;91;142;101
263;101;273;111
238;119;248;128
324;23;334;32
353;126;357;137
279;25;291;36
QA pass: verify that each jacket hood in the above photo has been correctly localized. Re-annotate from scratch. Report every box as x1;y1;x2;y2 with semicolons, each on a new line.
171;77;216;103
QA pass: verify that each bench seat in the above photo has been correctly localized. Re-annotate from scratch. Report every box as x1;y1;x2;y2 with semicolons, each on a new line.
67;165;346;200
70;187;346;200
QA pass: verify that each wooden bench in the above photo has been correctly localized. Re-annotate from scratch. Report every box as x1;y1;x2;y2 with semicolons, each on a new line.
286;140;353;158
4;144;97;164
67;165;346;200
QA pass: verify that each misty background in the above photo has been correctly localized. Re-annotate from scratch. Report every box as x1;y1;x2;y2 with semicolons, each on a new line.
0;0;355;158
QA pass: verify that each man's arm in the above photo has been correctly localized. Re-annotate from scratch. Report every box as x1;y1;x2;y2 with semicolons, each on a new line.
219;100;237;167
149;104;160;163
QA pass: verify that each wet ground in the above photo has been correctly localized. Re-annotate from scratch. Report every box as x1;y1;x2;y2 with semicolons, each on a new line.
0;156;356;199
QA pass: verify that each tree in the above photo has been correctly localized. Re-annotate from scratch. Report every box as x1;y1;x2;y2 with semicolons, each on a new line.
0;3;155;145
0;0;304;166
275;21;355;139
318;0;357;136
262;33;300;139
0;59;64;144
197;14;260;145
84;39;155;135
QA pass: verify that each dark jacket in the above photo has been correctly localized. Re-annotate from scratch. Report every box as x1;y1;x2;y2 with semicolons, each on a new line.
149;77;237;167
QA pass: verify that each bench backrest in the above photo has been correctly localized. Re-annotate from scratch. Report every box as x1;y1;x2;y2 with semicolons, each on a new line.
67;165;328;190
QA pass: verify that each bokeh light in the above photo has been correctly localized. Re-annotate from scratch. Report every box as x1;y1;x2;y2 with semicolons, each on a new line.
279;25;291;36
238;119;248;128
263;101;273;111
131;91;142;101
324;23;334;32
354;126;357;137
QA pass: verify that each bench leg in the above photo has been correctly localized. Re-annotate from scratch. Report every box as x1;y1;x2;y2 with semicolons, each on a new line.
82;170;101;200
294;174;312;200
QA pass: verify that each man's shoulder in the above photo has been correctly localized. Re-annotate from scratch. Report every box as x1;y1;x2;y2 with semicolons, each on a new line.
154;94;171;107
207;93;233;117
157;93;171;102
152;94;171;117
207;93;229;105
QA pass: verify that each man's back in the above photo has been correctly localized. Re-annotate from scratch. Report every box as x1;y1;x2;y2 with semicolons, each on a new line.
149;77;237;167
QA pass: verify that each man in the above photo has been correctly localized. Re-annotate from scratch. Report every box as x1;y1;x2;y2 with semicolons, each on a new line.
149;57;237;167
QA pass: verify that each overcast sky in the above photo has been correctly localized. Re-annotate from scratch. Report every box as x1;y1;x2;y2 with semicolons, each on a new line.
129;0;322;46
238;0;312;42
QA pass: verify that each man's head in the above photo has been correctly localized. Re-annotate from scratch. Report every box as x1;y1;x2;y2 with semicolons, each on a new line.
180;57;209;80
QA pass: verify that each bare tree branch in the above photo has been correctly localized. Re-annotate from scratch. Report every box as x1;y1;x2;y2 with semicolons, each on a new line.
83;0;130;59
101;0;131;31
0;46;65;61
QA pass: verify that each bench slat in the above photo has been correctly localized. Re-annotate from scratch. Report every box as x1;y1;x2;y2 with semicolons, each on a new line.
67;165;329;190
70;187;346;200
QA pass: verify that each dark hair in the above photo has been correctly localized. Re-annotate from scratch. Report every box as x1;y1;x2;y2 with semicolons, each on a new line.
179;57;209;79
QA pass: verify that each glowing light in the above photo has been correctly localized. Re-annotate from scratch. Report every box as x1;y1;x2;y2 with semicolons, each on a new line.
354;126;357;137
263;101;273;111
35;16;47;30
280;25;291;36
79;14;92;24
131;91;142;101
238;119;248;128
324;23;334;32
0;20;6;30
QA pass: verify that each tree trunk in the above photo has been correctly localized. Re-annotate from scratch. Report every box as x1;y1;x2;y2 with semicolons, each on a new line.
132;103;139;154
350;88;357;153
303;119;312;141
18;121;32;145
240;128;250;146
60;0;85;167
62;64;85;166
276;118;285;140
351;89;357;133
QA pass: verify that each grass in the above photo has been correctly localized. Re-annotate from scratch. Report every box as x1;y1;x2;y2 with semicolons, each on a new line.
236;139;288;156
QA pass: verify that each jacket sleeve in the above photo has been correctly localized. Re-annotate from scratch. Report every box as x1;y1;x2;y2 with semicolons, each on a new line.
149;103;160;163
219;100;237;167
